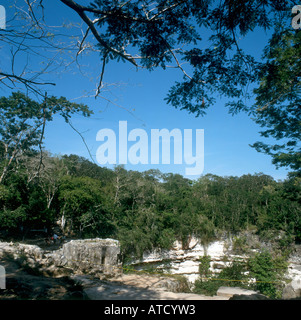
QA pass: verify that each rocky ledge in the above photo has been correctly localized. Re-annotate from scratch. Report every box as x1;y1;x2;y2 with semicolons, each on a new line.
129;236;301;299
0;238;122;277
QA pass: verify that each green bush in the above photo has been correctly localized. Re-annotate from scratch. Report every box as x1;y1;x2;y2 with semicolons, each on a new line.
248;250;288;299
194;251;288;298
194;256;252;296
217;261;249;289
198;255;212;279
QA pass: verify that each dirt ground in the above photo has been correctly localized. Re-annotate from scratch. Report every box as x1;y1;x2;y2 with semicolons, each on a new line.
0;256;88;300
73;273;229;300
0;255;228;300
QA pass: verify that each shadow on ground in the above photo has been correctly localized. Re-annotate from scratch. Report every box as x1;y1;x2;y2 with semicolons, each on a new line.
0;255;88;300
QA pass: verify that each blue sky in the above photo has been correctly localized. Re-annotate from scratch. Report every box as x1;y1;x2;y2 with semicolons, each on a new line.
1;1;291;180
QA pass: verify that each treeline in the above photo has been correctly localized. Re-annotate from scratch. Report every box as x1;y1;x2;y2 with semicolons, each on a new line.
0;152;300;259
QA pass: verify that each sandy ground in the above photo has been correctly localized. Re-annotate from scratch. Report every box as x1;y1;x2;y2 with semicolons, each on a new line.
74;273;229;300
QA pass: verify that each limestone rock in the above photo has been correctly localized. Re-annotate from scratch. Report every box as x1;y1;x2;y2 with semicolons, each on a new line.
130;237;301;291
217;286;258;298
282;279;301;299
0;238;122;277
62;238;121;276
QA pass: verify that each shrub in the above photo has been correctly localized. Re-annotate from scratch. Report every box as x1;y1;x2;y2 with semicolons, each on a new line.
194;255;252;296
248;250;288;299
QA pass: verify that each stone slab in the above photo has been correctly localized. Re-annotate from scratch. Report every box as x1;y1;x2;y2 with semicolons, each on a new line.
217;286;258;298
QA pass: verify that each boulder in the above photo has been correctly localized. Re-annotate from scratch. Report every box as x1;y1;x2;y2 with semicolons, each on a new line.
0;238;122;277
217;286;258;298
62;238;122;276
282;279;301;299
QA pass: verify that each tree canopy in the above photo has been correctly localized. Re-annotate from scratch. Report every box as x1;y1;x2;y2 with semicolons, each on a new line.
1;0;299;174
0;4;300;300
251;30;301;176
0;92;91;184
0;151;300;257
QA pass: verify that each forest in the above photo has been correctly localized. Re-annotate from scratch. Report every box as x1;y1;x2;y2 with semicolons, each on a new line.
0;2;300;298
0;149;300;261
0;0;300;303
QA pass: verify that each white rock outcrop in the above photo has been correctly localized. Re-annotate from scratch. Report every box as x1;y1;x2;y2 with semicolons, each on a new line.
62;238;121;275
129;236;301;294
1;237;301;299
130;238;246;283
0;238;121;276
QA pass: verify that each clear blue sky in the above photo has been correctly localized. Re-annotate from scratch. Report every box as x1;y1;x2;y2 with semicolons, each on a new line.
1;0;291;180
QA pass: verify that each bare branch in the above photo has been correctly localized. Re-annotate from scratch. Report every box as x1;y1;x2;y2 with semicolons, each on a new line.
0;72;56;93
25;0;44;32
37;92;48;176
77;27;90;57
96;51;108;97
66;119;96;164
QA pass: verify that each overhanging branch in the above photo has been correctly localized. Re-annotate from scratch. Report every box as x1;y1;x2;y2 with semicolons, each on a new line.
60;0;138;67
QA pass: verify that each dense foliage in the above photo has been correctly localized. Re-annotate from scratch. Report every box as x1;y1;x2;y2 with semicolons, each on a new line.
1;2;299;299
251;30;301;176
0;151;300;261
194;251;288;299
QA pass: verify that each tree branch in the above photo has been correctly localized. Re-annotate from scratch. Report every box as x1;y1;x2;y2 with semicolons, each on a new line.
96;51;108;97
60;0;138;66
0;72;56;87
